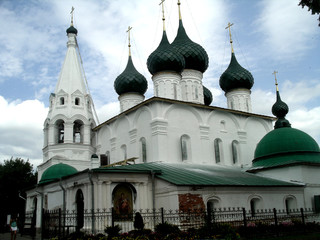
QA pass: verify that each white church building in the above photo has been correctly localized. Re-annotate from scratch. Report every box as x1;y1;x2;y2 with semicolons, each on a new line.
26;2;320;231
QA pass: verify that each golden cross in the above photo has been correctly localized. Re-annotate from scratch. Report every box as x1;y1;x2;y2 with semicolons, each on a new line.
272;70;279;90
126;26;133;56
177;0;182;20
70;6;75;26
159;0;166;30
225;22;234;53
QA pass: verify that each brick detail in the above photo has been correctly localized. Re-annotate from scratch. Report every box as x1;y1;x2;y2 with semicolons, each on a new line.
178;193;205;212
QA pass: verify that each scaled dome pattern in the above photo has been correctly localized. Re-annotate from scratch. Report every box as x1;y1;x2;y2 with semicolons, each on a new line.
147;31;185;75
39;163;78;184
114;56;148;95
66;26;78;35
203;86;213;106
219;53;254;92
171;20;209;73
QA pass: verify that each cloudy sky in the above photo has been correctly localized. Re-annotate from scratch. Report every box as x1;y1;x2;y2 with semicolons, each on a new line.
0;0;319;168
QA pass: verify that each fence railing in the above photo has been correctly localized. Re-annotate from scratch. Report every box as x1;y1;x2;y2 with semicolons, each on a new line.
25;207;319;239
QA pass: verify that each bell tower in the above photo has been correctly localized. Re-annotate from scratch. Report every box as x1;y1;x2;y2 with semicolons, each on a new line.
38;8;98;181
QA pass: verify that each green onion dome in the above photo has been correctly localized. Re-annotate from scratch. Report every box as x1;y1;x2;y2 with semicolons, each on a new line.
219;53;254;92
252;128;320;169
147;31;185;75
203;86;213;106
171;20;208;73
39;163;78;184
114;56;148;95
272;90;291;128
66;25;78;35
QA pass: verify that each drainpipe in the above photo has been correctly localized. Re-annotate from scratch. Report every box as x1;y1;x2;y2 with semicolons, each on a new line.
151;170;156;227
59;179;66;229
88;170;95;234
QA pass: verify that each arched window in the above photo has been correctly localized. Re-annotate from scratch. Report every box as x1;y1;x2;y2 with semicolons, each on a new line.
76;189;84;231
230;100;234;109
140;138;147;163
250;198;261;217
232;140;239;164
195;86;199;100
60;97;65;105
73;121;83;143
100;151;110;166
220;120;226;132
180;135;191;161
285;196;297;214
214;138;223;163
121;145;127;160
57;121;64;143
75;97;80;106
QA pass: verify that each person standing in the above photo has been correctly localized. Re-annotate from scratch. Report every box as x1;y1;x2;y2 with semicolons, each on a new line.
10;217;17;240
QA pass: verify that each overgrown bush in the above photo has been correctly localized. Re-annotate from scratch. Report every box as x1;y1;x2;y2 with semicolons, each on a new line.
154;222;180;237
134;212;144;230
104;225;121;239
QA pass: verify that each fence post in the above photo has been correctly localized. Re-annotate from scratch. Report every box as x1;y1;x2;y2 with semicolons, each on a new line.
273;208;279;237
58;208;61;240
300;208;305;225
242;208;247;227
111;207;115;228
161;207;164;224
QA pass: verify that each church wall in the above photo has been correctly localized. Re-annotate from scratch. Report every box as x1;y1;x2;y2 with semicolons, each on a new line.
95;100;273;167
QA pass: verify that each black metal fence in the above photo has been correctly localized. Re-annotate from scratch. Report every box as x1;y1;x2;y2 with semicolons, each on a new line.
25;207;319;239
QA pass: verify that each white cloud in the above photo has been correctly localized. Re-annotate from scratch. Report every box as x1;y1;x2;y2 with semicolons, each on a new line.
0;96;47;167
256;0;318;60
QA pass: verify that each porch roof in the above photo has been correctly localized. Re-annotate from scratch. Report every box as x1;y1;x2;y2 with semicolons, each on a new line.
92;162;301;187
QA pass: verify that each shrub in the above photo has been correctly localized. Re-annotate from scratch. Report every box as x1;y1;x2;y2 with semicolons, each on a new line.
134;212;144;230
154;222;180;237
104;225;121;239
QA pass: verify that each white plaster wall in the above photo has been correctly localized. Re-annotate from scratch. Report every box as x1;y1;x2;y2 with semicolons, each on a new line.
95;100;273;167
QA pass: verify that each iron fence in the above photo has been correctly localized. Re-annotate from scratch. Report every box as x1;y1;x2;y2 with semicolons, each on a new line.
32;207;319;239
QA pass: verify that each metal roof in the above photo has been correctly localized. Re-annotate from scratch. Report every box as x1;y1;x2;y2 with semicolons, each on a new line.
92;162;300;187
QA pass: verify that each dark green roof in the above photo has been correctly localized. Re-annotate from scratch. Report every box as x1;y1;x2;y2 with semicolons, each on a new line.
66;26;78;35
39;163;78;184
114;56;148;95
147;31;185;75
92;162;299;187
219;53;254;92
252;128;320;169
203;86;213;106
171;20;208;73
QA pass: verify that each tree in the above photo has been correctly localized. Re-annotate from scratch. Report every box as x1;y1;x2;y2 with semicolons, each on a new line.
0;158;37;230
299;0;320;26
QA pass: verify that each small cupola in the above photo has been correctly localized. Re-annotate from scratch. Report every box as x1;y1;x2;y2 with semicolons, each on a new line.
66;7;78;35
203;86;213;106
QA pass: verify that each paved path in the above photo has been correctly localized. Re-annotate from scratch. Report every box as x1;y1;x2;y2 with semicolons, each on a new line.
0;232;41;240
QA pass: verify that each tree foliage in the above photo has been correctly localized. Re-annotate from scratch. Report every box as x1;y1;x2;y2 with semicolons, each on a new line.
0;158;37;217
299;0;320;26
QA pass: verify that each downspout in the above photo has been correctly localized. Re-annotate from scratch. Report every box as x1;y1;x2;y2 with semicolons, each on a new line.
88;170;95;234
59;179;66;229
151;170;156;228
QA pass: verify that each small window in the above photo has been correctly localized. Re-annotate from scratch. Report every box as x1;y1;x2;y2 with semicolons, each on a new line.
75;97;80;106
140;138;147;163
285;197;296;214
195;86;198;100
180;135;191;161
60;97;65;105
100;153;109;166
121;145;127;160
232;140;239;164
230;100;234;110
214;138;222;163
250;198;261;217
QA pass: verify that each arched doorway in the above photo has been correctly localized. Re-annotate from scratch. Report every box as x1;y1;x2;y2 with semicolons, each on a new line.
76;189;84;231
